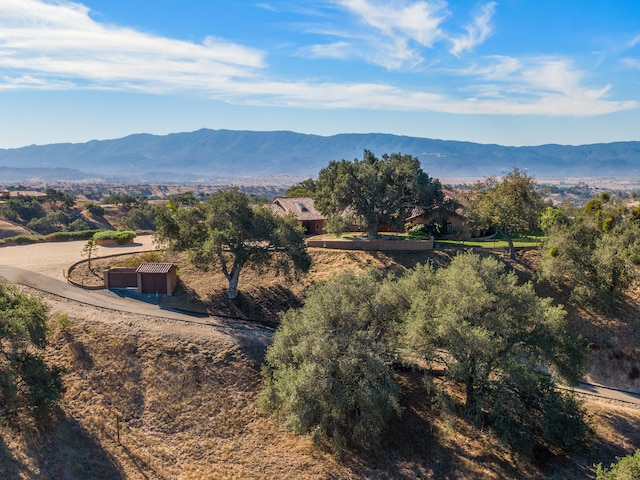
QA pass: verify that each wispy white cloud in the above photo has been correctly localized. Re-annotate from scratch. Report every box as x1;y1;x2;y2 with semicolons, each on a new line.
622;57;640;69
0;0;265;93
0;0;634;117
449;2;496;56
298;0;449;70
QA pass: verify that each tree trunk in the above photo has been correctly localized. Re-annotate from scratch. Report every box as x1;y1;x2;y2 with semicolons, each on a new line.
226;263;242;300
464;373;476;419
367;228;379;239
499;227;516;260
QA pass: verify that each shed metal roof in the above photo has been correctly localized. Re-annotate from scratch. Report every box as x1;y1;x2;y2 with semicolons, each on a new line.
136;263;175;274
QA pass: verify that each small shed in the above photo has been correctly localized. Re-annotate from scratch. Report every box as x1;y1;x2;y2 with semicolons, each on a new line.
136;263;178;295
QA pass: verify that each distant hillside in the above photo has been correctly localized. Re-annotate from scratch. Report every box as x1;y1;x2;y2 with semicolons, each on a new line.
0;129;639;182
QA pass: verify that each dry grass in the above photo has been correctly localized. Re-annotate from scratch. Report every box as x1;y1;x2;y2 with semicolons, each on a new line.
3;247;640;478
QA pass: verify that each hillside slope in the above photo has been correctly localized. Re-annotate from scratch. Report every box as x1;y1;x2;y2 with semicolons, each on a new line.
1;248;639;478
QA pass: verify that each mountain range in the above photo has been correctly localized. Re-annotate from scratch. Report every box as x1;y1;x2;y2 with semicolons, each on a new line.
0;128;639;183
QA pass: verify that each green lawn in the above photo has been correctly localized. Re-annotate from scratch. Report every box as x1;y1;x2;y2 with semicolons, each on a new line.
435;236;544;249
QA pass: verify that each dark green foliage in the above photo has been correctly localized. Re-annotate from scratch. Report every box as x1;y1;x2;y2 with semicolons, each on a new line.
0;283;64;423
26;216;57;235
314;150;443;238
167;192;199;208
45;188;75;210
469;168;547;259
84;202;105;216
155;189;311;299
26;210;71;234
119;206;156;230
0;198;45;222
541;195;640;311
260;270;401;453
285;178;317;197
104;193;144;208
402;252;589;455
93;230;137;244
68;218;90;232
596;449;640;479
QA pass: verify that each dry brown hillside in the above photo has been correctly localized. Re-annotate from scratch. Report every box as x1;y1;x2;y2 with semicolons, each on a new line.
1;247;639;479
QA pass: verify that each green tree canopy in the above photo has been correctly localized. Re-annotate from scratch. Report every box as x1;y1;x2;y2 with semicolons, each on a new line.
469;168;547;259
285;178;317;198
540;194;640;311
155;188;311;299
260;269;401;452
45;188;75;211
0;283;64;423
402;252;589;455
314;150;443;238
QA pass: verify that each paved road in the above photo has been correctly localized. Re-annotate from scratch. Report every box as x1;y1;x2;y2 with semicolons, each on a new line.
570;382;640;406
0;237;274;334
0;238;637;404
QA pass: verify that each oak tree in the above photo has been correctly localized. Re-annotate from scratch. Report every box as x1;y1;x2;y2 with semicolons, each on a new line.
469;168;546;259
314;150;443;238
155;189;311;299
260;269;401;452
402;252;589;454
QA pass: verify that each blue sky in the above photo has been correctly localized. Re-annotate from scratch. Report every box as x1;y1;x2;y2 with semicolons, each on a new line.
1;0;639;148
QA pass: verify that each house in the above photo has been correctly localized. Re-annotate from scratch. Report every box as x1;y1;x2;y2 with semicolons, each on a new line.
405;204;472;238
271;196;327;235
0;190;46;199
404;190;490;239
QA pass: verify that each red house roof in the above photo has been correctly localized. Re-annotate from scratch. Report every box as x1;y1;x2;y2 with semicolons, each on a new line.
271;196;325;221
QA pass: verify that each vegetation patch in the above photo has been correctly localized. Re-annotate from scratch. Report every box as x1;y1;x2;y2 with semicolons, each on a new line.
93;230;137;244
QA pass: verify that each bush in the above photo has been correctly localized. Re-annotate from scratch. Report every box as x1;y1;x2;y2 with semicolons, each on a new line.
84;202;105;216
260;270;401;453
596;449;640;479
46;230;99;242
409;223;428;236
0;283;64;423
68;218;90;232
93;230;137;244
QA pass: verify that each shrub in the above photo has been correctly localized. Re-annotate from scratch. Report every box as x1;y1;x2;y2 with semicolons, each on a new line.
596;449;640;479
260;270;401;453
68;218;91;232
93;230;137;244
46;230;98;242
84;202;105;216
409;223;428;236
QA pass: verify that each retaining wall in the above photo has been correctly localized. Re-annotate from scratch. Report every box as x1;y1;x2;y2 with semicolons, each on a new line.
307;237;434;251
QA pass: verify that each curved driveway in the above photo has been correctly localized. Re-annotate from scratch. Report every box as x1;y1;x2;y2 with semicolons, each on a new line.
0;236;273;334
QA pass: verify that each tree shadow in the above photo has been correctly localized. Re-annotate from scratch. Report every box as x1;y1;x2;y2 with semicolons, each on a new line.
0;433;22;478
159;281;209;315
338;371;523;479
189;285;301;323
62;330;94;370
17;412;126;479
